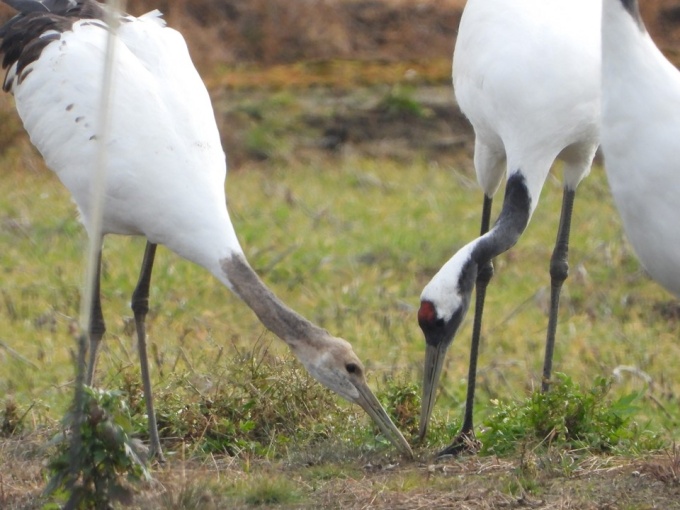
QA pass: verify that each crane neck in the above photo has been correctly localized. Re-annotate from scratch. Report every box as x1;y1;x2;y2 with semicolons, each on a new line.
471;172;531;265
220;253;326;349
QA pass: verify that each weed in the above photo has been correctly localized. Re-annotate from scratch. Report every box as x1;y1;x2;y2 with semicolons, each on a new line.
43;387;150;510
159;480;221;510
479;374;663;456
1;398;23;437
377;377;420;437
239;475;302;506
638;445;680;486
377;85;430;118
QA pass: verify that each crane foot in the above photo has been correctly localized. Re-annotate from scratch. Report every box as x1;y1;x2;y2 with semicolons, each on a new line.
436;430;481;458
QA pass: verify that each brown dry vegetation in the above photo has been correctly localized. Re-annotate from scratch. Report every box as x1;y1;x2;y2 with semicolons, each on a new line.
2;1;678;71
2;433;680;509
125;0;465;70
125;0;680;69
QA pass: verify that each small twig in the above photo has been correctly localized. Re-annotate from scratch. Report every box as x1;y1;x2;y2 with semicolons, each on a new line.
178;347;195;373
0;339;39;369
209;452;221;482
13;402;36;433
258;244;299;275
646;393;675;420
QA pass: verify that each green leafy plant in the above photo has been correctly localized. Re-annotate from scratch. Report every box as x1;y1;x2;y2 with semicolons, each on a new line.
377;377;420;438
479;373;661;456
377;85;429;117
43;386;150;510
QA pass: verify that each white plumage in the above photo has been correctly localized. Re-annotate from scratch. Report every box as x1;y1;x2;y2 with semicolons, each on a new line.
418;0;601;455
451;0;600;202
11;13;238;275
1;0;413;460
601;0;680;298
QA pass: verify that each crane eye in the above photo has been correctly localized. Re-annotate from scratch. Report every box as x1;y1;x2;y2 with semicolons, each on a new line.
345;363;359;374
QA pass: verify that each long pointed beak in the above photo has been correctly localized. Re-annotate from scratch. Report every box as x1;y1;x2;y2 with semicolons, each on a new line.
354;382;413;458
419;342;447;441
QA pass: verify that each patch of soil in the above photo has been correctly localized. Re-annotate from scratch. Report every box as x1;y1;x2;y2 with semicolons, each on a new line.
305;87;471;160
215;85;474;169
3;435;679;510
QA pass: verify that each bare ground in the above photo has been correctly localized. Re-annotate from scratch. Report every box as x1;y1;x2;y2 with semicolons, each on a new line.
2;434;680;509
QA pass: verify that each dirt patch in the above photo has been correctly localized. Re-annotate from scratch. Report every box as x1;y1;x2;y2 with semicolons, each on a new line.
3;435;679;509
212;84;473;169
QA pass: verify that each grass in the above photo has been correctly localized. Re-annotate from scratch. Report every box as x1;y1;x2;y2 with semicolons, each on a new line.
1;80;679;507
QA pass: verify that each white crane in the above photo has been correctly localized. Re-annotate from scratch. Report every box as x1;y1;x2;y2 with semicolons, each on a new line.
601;0;680;299
0;0;413;461
417;0;601;456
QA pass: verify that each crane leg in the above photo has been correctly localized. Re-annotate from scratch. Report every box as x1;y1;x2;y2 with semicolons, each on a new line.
542;188;576;392
438;195;493;457
85;252;106;386
130;241;165;462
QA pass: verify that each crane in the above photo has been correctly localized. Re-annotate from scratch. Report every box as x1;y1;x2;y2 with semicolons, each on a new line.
0;0;413;461
417;0;601;456
601;0;680;298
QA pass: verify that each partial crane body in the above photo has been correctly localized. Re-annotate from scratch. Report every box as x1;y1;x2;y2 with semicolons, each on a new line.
0;0;413;460
418;0;601;455
601;0;680;299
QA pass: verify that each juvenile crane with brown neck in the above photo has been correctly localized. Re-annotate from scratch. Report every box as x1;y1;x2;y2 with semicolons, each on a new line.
0;0;413;461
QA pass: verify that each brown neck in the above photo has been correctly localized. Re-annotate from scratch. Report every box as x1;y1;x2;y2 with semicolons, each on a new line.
220;253;325;347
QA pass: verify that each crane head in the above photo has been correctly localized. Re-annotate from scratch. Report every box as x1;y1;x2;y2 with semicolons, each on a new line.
417;255;476;441
290;334;413;458
220;252;413;457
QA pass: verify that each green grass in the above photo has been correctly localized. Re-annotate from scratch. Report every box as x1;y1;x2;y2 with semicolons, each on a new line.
1;85;680;507
1;141;679;444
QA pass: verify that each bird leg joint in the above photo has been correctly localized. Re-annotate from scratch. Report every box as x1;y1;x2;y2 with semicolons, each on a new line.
549;253;569;285
130;291;150;319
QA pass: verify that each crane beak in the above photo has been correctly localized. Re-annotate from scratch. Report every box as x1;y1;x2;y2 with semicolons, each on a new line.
353;381;414;458
419;342;447;441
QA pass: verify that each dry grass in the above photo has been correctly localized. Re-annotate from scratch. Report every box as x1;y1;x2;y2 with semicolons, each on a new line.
1;1;680;73
205;59;452;91
122;0;463;72
0;434;50;509
3;432;680;509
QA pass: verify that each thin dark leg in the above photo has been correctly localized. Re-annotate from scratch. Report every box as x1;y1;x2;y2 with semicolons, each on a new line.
542;188;576;392
438;195;493;457
131;242;164;462
72;252;105;499
86;252;106;386
67;331;89;502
